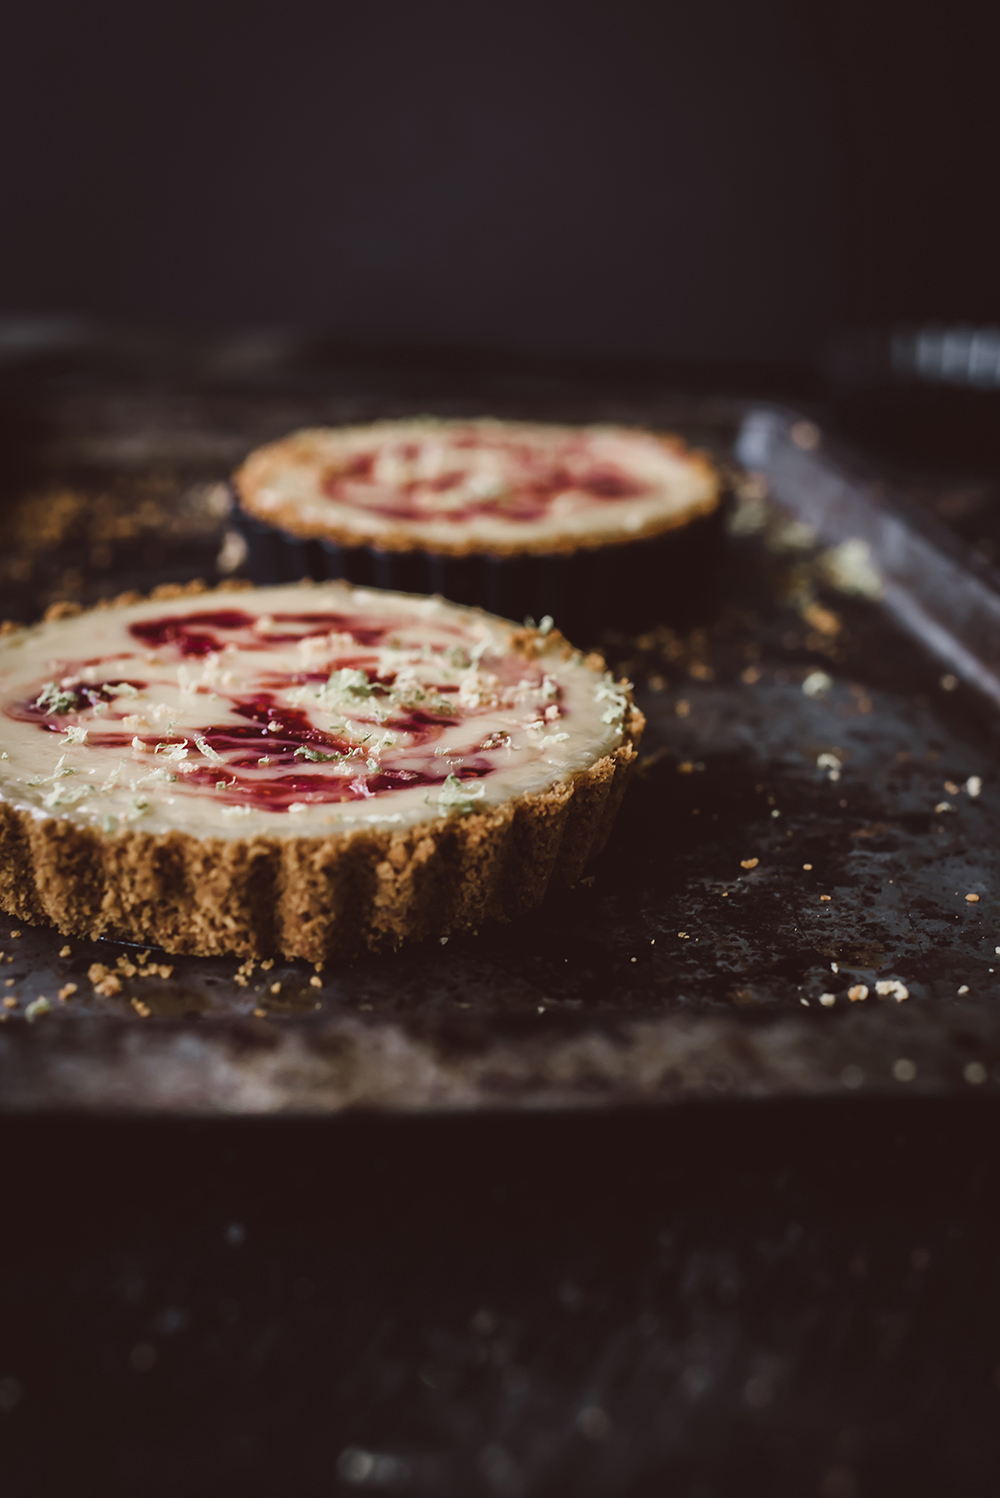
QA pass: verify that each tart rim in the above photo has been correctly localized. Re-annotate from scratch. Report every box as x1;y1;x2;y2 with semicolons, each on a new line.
0;579;644;961
233;419;720;559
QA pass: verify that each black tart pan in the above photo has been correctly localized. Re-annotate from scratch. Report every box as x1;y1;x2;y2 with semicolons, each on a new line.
232;499;725;641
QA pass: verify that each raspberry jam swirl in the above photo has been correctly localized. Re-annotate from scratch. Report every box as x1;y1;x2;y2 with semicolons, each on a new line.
0;587;630;833
235;419;719;552
320;423;648;524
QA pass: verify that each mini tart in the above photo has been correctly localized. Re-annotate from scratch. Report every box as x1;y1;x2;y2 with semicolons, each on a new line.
232;418;721;637
235;417;719;557
0;581;643;961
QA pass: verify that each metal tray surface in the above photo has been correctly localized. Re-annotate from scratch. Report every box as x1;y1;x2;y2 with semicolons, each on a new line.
1;356;999;1113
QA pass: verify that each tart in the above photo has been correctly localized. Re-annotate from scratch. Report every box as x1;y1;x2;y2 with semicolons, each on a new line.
0;581;643;961
232;418;721;637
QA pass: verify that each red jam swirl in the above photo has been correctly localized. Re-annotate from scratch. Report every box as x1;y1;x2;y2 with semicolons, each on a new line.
5;606;559;814
320;431;647;524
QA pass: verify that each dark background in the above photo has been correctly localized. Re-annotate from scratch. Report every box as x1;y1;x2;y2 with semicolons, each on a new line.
3;0;999;374
3;6;1000;1495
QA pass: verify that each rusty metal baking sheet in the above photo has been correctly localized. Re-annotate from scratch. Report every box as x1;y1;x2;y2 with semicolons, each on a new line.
1;341;999;1112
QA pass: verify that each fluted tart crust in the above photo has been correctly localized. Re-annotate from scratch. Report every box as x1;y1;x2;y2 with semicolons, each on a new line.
0;581;643;960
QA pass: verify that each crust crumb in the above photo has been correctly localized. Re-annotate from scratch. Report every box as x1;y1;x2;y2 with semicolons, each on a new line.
43;600;83;621
88;963;123;997
151;580;207;601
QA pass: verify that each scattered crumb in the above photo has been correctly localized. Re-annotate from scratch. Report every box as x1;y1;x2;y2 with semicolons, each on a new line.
741;665;762;685
848;984;869;1002
57;983;77;1001
253;1007;267;1019
819;993;836;1007
677;931;689;939
944;780;960;795
137;950;151;963
940;674;958;692
966;776;982;797
579;875;596;888
2;997;16;1009
313;962;325;973
964;1061;987;1085
958;984;970;995
234;974;248;988
802;670;833;698
802;602;841;637
966;893;980;903
116;956;138;978
4;979;13;987
439;936;449;945
893;1058;917;1082
309;975;322;988
803;863;813;871
820;894;832;902
800;996;810;1006
260;959;275;971
130;998;151;1018
740;858;759;870
88;963;122;997
270;982;281;994
10;932;21;939
831;962;839;972
59;945;71;958
875;979;910;1002
675;700;690;718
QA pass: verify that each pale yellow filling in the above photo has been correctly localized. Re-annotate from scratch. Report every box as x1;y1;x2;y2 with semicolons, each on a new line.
0;585;628;839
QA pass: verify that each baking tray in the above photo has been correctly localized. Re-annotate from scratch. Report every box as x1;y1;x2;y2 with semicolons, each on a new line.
1;341;999;1113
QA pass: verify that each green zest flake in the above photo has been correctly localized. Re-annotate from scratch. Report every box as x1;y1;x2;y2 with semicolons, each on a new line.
44;784;91;809
194;734;225;765
294;746;341;762
34;681;79;715
25;997;51;1023
438;773;487;815
327;667;372;699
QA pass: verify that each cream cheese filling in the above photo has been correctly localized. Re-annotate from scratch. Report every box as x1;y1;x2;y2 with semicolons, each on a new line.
236;418;717;550
0;584;629;839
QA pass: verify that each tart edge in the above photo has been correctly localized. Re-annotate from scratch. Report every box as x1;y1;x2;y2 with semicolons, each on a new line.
0;582;644;962
233;428;720;558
